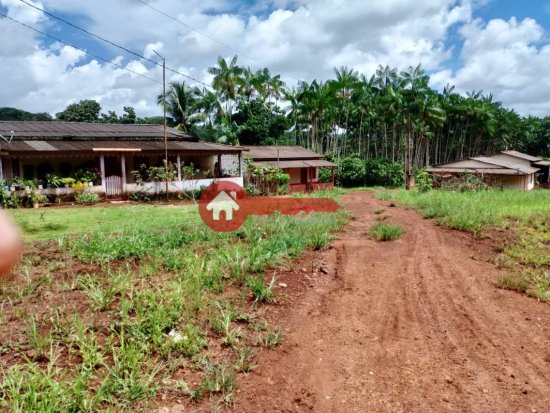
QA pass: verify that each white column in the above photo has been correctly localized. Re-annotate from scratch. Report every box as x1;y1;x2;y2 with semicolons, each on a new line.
0;158;3;181
121;154;127;193
100;155;106;192
177;154;182;181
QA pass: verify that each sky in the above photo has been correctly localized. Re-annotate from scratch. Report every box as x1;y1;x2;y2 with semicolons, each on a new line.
1;0;550;118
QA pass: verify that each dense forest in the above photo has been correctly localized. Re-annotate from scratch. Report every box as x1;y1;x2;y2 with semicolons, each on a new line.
3;56;550;180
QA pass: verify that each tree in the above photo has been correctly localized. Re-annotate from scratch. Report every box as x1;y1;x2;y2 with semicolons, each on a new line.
0;107;52;121
158;81;198;131
208;55;243;122
56;100;101;122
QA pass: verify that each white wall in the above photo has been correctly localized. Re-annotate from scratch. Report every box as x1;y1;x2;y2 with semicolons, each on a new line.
126;176;244;194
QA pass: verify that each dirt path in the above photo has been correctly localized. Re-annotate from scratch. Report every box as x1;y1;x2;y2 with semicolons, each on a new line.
232;191;550;413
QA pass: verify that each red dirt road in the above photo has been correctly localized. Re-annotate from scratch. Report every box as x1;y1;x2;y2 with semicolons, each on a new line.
232;191;550;413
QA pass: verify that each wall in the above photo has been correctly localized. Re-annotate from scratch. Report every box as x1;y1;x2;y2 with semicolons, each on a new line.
126;176;243;194
285;168;303;184
490;175;528;190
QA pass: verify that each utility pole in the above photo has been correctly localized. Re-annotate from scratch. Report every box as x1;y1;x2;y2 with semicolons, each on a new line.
154;50;169;201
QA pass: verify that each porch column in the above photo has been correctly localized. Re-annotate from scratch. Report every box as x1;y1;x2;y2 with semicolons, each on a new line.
238;153;242;177
120;154;127;193
100;155;106;192
0;158;3;181
217;154;222;177
176;154;182;181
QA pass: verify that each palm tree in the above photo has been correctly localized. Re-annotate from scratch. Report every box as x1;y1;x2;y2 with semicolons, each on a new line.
208;55;243;122
157;81;199;132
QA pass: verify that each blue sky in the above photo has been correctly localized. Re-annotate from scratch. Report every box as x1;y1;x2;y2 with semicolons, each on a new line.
1;0;550;116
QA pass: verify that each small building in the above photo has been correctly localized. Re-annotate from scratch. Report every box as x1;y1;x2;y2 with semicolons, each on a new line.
0;121;245;199
243;145;336;193
426;150;549;191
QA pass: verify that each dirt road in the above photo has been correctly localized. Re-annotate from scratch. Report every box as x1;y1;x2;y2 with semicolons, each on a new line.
232;191;550;413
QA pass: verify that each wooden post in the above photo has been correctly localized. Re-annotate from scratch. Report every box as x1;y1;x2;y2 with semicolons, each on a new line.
177;154;182;181
121;154;127;194
100;155;106;192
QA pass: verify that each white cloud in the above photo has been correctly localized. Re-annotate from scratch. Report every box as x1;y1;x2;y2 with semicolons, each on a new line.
0;0;549;117
435;17;550;116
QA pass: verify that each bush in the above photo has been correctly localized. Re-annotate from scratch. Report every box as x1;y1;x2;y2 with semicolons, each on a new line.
440;173;488;192
318;167;333;183
338;155;365;187
75;192;100;205
364;158;403;187
416;170;433;193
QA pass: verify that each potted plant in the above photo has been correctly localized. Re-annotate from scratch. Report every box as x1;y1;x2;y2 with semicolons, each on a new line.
46;174;62;189
30;189;47;208
61;177;76;188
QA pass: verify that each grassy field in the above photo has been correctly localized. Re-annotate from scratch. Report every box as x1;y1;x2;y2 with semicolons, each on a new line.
378;189;550;302
0;203;350;412
7;204;199;241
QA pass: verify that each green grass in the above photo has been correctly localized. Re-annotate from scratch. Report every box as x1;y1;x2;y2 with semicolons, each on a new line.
0;204;350;412
368;222;404;241
7;204;198;240
377;189;550;234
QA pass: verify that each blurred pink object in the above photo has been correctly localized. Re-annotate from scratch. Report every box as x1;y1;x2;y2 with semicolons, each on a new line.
0;210;22;277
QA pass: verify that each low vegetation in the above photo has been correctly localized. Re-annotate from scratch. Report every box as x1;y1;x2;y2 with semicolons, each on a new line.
379;189;550;302
368;222;404;241
0;204;349;411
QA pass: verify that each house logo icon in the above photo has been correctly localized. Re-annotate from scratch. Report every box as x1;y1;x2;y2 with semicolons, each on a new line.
206;191;239;221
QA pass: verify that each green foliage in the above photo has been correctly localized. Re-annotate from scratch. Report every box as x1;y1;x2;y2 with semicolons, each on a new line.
0;107;52;121
415;170;433;193
364;158;403;187
245;158;290;195
56;99;101;122
368;222;404;241
232;99;290;145
75;192;100;205
338;155;365;187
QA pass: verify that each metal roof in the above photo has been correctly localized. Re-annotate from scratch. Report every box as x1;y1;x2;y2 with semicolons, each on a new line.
243;145;324;160
501;150;541;162
258;159;336;169
0;121;194;140
425;167;531;176
0;139;243;154
470;156;539;174
534;160;550;167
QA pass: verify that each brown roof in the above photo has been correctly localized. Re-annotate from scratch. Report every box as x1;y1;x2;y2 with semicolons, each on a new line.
0;121;194;141
0;139;243;154
258;159;336;169
501;150;541;162
243;145;324;160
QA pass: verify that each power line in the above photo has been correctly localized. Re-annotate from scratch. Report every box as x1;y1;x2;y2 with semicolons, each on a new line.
15;0;212;88
132;0;303;83
0;12;162;84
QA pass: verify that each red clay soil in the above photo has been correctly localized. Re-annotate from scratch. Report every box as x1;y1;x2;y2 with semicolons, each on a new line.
231;191;550;413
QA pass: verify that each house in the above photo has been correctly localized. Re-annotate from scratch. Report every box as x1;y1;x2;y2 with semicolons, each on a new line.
426;150;549;191
0;121;245;199
243;145;336;193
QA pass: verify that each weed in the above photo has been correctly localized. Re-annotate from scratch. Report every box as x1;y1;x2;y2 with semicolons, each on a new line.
256;325;284;347
234;346;256;373
202;360;236;405
369;223;404;241
246;275;276;303
496;274;530;293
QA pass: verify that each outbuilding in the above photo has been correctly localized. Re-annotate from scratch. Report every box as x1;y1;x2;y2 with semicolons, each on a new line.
426;150;547;191
243;145;335;193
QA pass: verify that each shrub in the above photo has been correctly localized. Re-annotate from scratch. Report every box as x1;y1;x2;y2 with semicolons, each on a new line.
368;223;404;241
75;192;100;205
364;158;403;187
416;170;433;193
338;155;365;187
